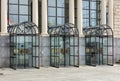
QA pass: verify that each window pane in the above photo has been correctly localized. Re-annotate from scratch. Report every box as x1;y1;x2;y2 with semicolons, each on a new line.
83;19;89;27
90;19;96;26
9;0;18;4
57;0;64;7
82;1;89;9
48;0;56;6
9;5;18;14
20;6;28;14
9;15;18;24
90;2;96;9
90;11;96;18
19;0;28;4
57;18;64;25
57;8;64;16
48;8;56;16
48;17;56;26
20;16;28;23
83;10;89;18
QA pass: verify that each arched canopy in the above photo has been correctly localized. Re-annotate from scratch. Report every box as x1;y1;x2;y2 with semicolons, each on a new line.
83;25;114;66
8;22;39;34
83;25;113;36
48;23;79;36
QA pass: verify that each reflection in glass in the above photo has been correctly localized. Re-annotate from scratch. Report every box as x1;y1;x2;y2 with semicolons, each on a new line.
57;8;64;16
82;0;100;28
9;15;18;24
57;0;64;7
20;6;28;14
20;16;28;23
9;0;18;3
48;0;66;27
8;0;32;25
48;0;56;6
48;17;56;26
19;0;28;4
57;18;64;25
48;8;56;16
9;5;18;14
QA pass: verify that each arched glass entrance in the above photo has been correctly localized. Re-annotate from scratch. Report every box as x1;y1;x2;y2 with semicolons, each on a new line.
8;22;40;69
83;25;114;66
48;23;79;68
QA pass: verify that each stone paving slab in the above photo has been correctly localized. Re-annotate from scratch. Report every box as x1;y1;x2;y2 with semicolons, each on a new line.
0;65;120;81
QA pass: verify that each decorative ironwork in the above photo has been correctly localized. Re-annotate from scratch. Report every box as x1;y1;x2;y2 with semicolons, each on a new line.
8;22;40;69
83;25;114;66
48;23;79;68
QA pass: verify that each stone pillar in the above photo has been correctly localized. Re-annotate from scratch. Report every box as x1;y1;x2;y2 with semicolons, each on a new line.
108;0;113;29
41;0;48;35
101;0;106;24
32;0;38;26
1;0;8;34
69;0;74;24
77;0;83;36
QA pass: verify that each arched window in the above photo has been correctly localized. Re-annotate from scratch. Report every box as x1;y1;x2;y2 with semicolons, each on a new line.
8;0;32;25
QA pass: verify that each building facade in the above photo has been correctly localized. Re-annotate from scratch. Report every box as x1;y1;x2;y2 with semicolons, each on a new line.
0;0;119;67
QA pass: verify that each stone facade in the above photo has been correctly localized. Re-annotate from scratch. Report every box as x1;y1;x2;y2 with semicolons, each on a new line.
113;0;120;38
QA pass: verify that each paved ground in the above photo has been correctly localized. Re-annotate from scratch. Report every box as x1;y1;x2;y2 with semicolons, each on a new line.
0;65;120;81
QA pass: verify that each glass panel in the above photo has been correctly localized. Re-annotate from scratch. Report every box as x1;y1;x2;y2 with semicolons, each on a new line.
20;6;28;14
57;18;64;25
57;8;64;16
48;8;56;16
82;1;89;9
9;5;18;14
90;2;96;9
19;16;28;23
57;0;64;7
48;0;56;6
83;10;89;18
19;0;28;4
83;19;89;27
90;19;96;26
48;17;56;26
9;0;18;4
90;11;96;18
9;15;18;24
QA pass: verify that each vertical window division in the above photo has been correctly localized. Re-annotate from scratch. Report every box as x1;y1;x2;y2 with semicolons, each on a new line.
48;0;69;27
8;0;32;25
82;0;101;28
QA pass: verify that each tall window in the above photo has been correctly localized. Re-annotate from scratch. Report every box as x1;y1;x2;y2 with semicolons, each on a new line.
8;0;32;25
48;0;69;27
82;0;101;28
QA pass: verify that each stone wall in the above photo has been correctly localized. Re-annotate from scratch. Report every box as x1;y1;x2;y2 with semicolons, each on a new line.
0;35;9;67
0;35;119;67
113;0;120;38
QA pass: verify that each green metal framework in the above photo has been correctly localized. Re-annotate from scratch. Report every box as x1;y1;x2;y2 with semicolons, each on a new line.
83;25;114;66
8;22;40;69
48;23;79;68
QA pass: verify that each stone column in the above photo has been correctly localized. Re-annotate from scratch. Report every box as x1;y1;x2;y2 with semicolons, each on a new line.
41;0;48;35
101;0;106;24
69;0;74;24
77;0;83;36
1;0;8;34
108;0;113;29
32;0;38;26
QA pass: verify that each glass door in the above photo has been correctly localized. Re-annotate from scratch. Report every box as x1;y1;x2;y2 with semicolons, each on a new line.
85;37;97;66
